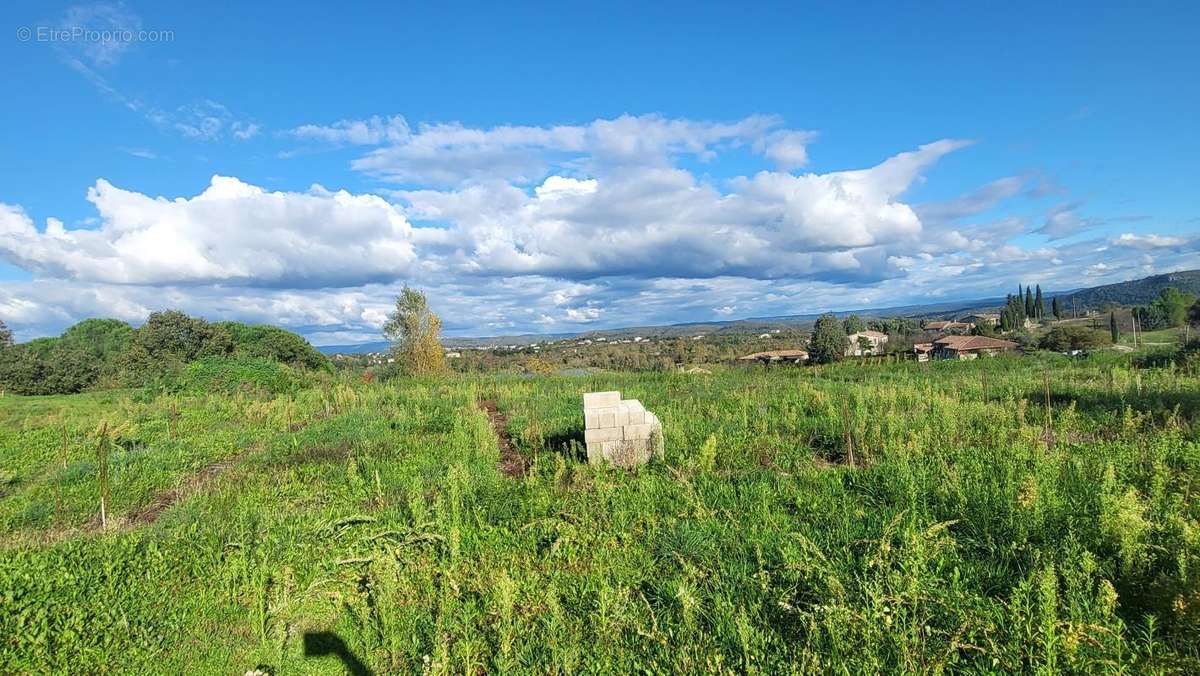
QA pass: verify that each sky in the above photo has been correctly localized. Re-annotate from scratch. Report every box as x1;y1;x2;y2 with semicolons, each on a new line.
1;2;1198;345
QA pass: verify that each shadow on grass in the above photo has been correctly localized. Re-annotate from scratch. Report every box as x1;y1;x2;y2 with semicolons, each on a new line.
303;631;371;676
542;428;586;462
1042;390;1200;421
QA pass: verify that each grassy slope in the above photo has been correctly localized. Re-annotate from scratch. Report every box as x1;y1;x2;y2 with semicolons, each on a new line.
1;355;1198;672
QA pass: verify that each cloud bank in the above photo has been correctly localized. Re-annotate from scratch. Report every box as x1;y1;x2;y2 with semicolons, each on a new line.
2;113;1196;343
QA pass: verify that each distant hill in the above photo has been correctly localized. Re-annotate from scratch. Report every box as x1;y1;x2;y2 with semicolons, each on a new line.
1059;270;1200;310
316;269;1199;354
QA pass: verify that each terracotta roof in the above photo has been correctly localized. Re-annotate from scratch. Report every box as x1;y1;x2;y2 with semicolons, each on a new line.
850;330;888;339
933;335;1018;351
738;349;809;361
926;320;974;330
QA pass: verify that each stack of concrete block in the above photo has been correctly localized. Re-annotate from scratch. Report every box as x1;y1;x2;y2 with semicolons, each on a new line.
583;391;664;467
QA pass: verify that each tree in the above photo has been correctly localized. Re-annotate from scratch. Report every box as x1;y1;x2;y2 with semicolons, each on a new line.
1190;299;1200;326
843;315;865;335
1052;296;1062;320
1157;288;1197;327
134;311;232;363
1034;285;1045;320
0;319;11;348
1110;312;1120;343
383;286;447;376
60;319;133;360
1001;294;1026;332
973;321;999;337
808;313;847;364
1025;286;1035;318
857;335;873;355
1134;287;1198;331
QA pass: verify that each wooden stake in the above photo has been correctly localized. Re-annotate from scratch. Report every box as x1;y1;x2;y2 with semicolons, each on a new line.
96;422;110;530
841;398;856;468
1043;371;1053;435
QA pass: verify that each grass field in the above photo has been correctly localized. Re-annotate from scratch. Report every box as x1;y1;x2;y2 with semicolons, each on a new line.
2;353;1199;672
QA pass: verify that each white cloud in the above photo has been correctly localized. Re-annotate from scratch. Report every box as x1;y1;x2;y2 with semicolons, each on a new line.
3;110;1190;343
1037;201;1093;239
58;2;143;68
173;101;261;142
327;113;797;185
289;115;410;145
755;130;818;170
0;177;417;288
1113;233;1189;249
393;138;968;283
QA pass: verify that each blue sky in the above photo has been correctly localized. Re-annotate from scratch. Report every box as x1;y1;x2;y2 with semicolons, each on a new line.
1;1;1197;344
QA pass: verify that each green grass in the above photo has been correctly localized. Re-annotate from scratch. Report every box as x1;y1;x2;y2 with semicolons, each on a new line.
1;354;1199;672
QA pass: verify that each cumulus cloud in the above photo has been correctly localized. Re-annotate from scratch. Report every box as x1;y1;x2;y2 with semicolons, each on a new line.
394;139;969;283
0;177;417;288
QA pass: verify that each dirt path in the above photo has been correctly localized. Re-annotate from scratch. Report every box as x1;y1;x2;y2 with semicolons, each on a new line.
478;399;527;478
126;450;250;525
3;447;255;549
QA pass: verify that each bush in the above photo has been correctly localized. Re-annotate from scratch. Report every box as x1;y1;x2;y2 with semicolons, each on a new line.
214;322;329;370
0;340;100;395
1040;326;1111;352
155;356;309;396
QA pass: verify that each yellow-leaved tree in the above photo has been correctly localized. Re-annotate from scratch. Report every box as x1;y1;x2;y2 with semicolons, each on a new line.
383;286;448;376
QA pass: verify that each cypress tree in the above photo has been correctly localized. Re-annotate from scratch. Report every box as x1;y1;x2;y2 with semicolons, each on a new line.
1110;312;1120;343
1052;296;1062;320
1034;285;1045;320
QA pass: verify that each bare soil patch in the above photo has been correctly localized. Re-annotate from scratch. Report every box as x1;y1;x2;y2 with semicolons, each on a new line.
478;399;526;478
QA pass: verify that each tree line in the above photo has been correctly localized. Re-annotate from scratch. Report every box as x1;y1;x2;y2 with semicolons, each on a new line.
0;312;328;395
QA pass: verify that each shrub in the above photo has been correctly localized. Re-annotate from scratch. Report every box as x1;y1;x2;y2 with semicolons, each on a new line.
0;340;100;395
1039;325;1111;352
214;322;329;370
154;356;308;396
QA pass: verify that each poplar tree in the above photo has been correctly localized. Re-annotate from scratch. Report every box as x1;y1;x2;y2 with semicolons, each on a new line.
383;286;448;376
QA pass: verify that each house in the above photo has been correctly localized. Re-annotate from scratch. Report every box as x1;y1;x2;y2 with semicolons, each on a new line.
737;349;809;364
932;335;1019;360
845;330;889;356
913;342;935;362
967;313;1000;326
925;320;975;334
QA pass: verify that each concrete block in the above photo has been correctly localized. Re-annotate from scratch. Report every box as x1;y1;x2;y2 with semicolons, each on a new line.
582;390;664;467
591;406;618;428
584;391;621;408
586;441;604;463
623;422;658;440
621;400;646;425
585;426;622;443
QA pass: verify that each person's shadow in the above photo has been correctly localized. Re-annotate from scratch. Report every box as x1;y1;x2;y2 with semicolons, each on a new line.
303;632;372;676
